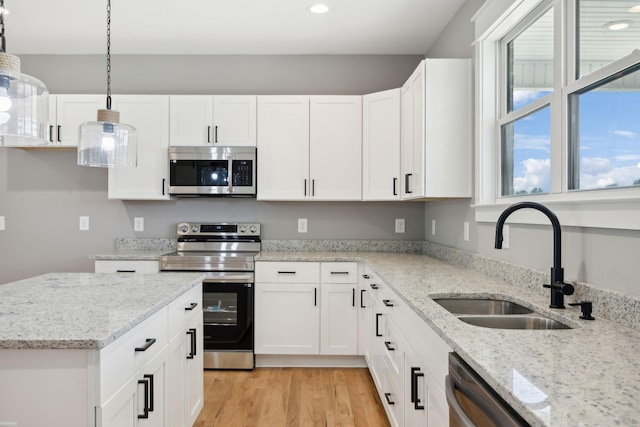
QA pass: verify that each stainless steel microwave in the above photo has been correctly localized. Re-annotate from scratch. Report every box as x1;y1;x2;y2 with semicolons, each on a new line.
168;146;257;197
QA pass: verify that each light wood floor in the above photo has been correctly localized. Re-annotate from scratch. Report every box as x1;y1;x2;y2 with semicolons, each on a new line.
194;367;391;427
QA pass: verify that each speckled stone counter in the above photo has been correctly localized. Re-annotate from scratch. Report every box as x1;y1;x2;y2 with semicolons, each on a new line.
256;251;640;427
92;238;177;261
0;272;204;349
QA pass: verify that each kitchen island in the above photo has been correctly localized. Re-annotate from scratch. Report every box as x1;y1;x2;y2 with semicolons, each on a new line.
0;272;205;427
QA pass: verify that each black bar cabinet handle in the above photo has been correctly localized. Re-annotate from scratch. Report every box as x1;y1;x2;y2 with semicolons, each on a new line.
312;179;315;196
304;179;307;196
138;377;150;419
384;393;395;405
134;338;156;352
116;269;136;273
393;177;398;196
314;288;317;306
370;283;379;290
360;289;366;308
57;125;61;142
185;302;198;311
48;125;54;143
383;299;394;307
384;341;395;351
187;328;197;359
330;271;349;275
362;274;370;279
278;271;296;274
145;374;155;412
375;313;383;337
411;367;425;410
405;173;413;194
207;126;211;143
162;178;166;196
352;288;355;307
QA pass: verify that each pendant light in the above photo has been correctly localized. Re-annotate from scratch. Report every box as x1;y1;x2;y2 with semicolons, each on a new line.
0;0;49;146
77;0;136;168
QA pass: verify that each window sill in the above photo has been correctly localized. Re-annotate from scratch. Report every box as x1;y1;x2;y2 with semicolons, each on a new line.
473;191;640;230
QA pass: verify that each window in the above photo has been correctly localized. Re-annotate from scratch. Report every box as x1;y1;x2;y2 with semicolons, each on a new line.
474;0;640;230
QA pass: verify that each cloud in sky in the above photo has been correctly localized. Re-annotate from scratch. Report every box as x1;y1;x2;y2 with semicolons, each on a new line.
579;157;640;189
513;158;551;193
613;130;637;139
514;133;550;151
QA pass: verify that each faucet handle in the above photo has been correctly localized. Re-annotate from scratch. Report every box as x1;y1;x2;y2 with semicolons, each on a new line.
543;282;575;296
568;301;595;320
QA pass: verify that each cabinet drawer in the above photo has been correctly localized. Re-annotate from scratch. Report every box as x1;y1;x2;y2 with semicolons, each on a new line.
99;307;168;403
321;262;358;283
383;356;404;427
383;318;404;380
256;262;320;283
168;283;203;339
95;260;159;274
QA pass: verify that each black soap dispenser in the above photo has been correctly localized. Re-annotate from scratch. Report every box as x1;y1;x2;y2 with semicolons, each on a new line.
568;301;595;320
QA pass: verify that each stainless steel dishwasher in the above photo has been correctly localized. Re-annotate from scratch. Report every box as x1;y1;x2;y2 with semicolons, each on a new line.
446;353;530;427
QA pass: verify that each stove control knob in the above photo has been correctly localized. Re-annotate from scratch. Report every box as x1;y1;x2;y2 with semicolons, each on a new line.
239;225;247;233
180;224;189;233
191;225;199;233
249;225;257;233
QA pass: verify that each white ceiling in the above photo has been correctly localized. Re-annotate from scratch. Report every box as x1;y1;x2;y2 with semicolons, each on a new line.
4;0;467;55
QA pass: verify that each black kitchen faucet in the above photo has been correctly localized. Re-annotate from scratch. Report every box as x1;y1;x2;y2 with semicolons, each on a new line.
494;201;574;308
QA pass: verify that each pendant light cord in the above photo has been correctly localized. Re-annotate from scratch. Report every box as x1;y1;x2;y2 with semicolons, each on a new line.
106;0;112;110
0;0;6;53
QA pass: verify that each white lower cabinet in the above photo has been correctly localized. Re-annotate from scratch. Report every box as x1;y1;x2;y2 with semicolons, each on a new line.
254;261;358;356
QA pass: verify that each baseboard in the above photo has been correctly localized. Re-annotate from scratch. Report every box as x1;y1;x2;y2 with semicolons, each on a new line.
255;354;367;368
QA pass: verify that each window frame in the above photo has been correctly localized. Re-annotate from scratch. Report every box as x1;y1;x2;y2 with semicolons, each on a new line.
473;0;640;230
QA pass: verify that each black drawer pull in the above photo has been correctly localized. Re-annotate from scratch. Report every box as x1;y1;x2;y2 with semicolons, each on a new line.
135;338;156;352
362;274;370;279
330;271;349;275
116;269;136;273
384;392;395;405
383;299;394;307
370;284;379;290
185;302;198;311
278;271;296;274
384;341;395;351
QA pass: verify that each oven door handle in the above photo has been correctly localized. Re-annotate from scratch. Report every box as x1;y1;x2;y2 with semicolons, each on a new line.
203;272;255;283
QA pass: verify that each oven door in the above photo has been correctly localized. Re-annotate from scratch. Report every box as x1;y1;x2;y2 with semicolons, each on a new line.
202;279;253;352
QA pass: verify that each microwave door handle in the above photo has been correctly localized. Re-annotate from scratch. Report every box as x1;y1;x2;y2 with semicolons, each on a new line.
228;156;234;194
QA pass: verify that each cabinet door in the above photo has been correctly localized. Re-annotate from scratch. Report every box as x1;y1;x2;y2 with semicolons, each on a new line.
362;89;401;200
358;271;373;359
169;95;213;146
55;95;105;147
213;96;257;146
108;95;170;200
369;296;386;391
256;96;310;200
401;61;425;200
254;282;319;354
309;96;362;200
185;315;204;427
320;283;358;355
404;345;428;427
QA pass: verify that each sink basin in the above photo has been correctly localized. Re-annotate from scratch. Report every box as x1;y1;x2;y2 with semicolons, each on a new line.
458;315;571;330
433;298;533;315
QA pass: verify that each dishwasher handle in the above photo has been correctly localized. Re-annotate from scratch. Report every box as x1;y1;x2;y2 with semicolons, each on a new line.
445;374;477;427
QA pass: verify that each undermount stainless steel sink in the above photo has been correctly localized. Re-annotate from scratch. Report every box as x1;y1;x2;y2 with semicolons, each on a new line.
432;298;533;315
432;296;572;330
457;315;571;330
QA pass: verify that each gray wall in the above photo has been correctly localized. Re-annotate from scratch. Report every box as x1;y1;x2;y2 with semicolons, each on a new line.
0;55;425;284
425;0;640;298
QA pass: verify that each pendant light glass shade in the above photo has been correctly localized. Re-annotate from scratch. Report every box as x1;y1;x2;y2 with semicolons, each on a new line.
0;52;49;146
77;108;137;167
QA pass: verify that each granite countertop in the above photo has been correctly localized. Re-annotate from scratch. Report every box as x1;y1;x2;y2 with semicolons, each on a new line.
92;249;175;261
256;251;640;427
0;272;205;350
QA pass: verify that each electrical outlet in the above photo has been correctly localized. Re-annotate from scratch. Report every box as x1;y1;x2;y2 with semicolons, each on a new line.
298;218;308;233
431;219;436;236
134;217;144;232
395;218;405;233
502;224;510;249
79;216;90;231
0;216;5;231
463;221;469;241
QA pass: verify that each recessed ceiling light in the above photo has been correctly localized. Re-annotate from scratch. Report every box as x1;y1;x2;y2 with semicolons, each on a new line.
604;20;632;31
628;5;640;13
309;4;329;14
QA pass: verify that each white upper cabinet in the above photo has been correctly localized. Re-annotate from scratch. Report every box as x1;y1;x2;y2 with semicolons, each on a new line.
362;89;401;201
257;96;310;200
257;95;362;201
50;95;105;147
309;96;362;200
108;95;171;200
169;95;256;146
400;59;472;200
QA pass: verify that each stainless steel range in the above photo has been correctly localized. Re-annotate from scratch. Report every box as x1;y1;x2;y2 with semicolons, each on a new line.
160;222;260;370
